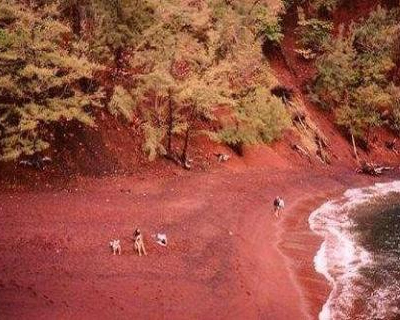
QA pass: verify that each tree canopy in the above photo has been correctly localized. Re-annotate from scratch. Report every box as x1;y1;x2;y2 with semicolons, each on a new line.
1;0;292;163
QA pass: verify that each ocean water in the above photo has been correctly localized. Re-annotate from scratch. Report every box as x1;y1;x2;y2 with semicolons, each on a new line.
309;181;400;320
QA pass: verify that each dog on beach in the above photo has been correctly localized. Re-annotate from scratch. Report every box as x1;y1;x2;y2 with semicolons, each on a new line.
109;239;121;255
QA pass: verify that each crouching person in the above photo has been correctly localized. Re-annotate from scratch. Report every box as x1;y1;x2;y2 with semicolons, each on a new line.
133;228;147;256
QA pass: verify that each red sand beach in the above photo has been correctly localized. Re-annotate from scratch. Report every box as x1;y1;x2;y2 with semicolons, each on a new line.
0;167;396;319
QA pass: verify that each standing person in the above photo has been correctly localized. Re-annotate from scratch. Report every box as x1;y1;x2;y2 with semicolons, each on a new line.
133;228;147;256
273;196;285;218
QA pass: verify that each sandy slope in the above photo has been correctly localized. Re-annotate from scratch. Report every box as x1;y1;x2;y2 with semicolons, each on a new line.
0;167;395;319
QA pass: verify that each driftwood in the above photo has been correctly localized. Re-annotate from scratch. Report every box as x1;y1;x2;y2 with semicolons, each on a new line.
315;134;331;164
214;153;230;163
356;161;393;176
165;152;192;170
183;158;193;170
289;101;309;132
292;144;311;159
19;156;52;170
292;111;307;131
294;48;317;60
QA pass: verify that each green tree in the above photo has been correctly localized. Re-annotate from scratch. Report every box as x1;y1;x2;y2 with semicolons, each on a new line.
296;7;333;54
216;87;290;152
335;103;381;160
0;1;102;161
312;7;400;153
312;26;357;109
90;0;154;66
128;0;290;163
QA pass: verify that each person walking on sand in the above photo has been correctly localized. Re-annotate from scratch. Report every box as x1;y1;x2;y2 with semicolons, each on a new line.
133;228;147;256
273;196;285;218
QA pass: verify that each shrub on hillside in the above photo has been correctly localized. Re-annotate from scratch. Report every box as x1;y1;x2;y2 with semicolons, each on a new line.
215;88;291;151
312;27;357;109
296;8;333;54
0;0;292;165
312;6;400;150
108;86;135;122
310;0;341;15
0;1;102;161
130;0;289;162
250;3;284;45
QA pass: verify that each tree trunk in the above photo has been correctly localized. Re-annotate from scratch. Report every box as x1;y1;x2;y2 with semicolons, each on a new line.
71;3;82;36
351;132;359;162
114;46;124;70
180;103;197;168
166;91;173;156
181;125;191;164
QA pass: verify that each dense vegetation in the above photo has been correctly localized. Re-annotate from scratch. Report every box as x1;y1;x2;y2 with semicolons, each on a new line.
0;2;103;161
0;0;290;164
309;5;400;157
1;0;400;168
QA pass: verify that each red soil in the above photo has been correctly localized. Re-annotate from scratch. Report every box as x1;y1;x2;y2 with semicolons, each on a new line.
1;1;399;319
2;163;397;320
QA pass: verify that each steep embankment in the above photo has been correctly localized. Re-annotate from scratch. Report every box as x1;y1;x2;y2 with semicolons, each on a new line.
266;0;400;170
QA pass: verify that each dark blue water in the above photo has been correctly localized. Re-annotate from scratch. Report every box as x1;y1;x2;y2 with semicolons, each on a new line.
353;201;400;319
310;183;400;320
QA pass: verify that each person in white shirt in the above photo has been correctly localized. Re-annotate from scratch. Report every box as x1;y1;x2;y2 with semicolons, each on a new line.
273;196;285;218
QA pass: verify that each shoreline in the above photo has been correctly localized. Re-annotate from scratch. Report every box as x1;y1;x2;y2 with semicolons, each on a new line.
0;167;398;319
278;176;400;320
305;180;400;320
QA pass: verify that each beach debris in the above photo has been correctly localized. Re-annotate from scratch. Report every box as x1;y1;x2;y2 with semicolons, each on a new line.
316;134;331;165
291;144;311;159
294;48;317;60
155;233;167;246
183;158;193;170
356;161;393;176
292;110;307;128
19;156;52;170
215;153;230;163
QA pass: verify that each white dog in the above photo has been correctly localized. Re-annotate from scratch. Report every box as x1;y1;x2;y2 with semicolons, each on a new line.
109;239;121;255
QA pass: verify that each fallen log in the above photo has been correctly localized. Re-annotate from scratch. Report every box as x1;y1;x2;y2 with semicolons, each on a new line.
291;144;311;159
355;161;393;176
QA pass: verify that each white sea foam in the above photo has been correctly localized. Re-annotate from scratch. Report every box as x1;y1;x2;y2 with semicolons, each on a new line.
309;181;400;320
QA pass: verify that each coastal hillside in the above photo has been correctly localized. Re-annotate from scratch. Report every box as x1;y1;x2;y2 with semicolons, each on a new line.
2;2;400;320
1;0;399;184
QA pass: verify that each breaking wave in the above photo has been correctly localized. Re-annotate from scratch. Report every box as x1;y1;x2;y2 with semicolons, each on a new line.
309;181;400;320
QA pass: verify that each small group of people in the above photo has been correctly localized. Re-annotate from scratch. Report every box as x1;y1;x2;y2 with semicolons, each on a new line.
110;228;147;256
110;197;284;257
273;196;285;218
